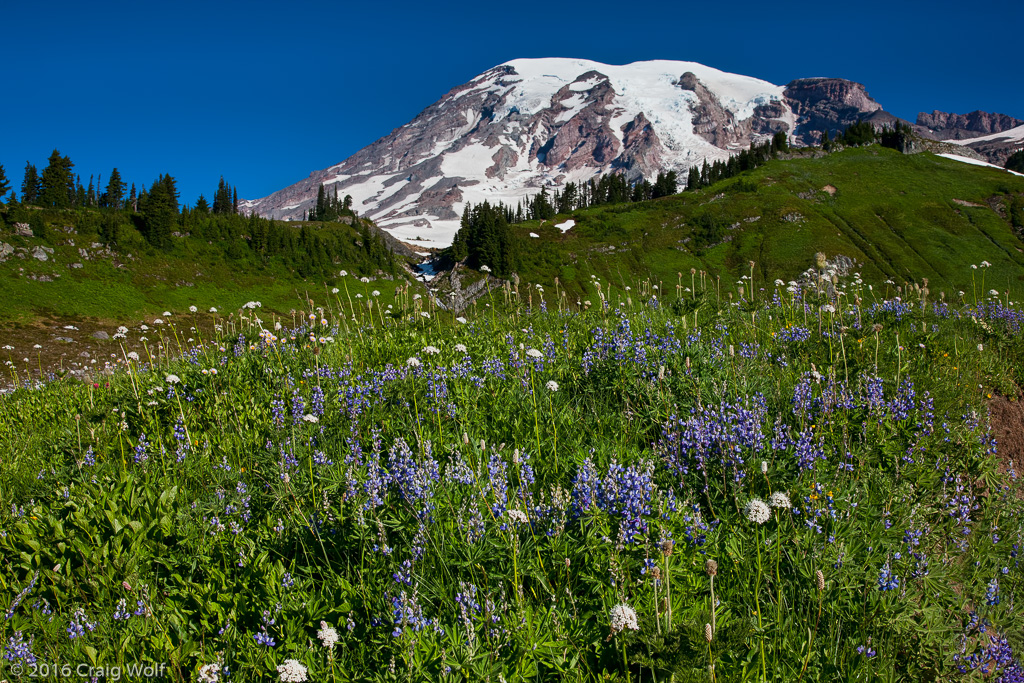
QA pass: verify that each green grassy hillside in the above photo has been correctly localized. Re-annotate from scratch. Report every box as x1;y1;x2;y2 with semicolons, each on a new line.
0;211;413;325
507;148;1024;299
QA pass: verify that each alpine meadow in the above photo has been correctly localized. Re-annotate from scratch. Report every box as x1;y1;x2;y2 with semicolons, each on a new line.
3;52;1024;683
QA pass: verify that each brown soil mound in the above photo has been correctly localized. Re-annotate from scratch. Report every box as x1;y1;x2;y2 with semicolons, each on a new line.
990;393;1024;487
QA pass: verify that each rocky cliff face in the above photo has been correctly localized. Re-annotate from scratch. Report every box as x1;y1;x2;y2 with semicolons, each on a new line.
914;110;1024;165
916;110;1023;139
783;78;883;145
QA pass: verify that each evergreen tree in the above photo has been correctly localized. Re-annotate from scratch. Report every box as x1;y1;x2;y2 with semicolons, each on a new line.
0;163;9;199
652;171;678;198
104;168;125;209
75;175;86;207
21;162;40;204
142;174;179;248
447;201;519;276
842;121;876;147
129;183;137;212
194;194;210;213
771;130;789;154
313;183;327;221
87;175;96;207
687;165;701;191
232;187;238;214
39;149;75;208
1004;150;1024;173
212;177;232;214
529;187;555;220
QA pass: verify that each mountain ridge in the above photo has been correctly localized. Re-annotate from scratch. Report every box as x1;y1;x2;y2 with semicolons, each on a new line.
242;58;1021;247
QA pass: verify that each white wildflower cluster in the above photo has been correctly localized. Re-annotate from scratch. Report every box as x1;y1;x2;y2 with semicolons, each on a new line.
189;305;198;313
526;348;543;359
209;307;218;313
507;509;529;524
406;357;421;368
127;351;140;361
339;270;348;277
359;277;370;283
317;620;339;648
423;345;440;356
545;380;559;392
609;603;640;634
276;659;308;682
197;662;220;682
744;498;771;525
480;265;492;273
243;301;262;309
454;343;468;353
302;414;319;424
165;374;180;385
455;316;467;324
769;492;791;509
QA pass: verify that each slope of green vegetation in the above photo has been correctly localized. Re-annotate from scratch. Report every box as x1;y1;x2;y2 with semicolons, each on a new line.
0;206;411;324
503;147;1024;300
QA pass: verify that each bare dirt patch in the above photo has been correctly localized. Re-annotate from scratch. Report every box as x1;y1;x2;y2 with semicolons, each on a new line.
989;392;1024;490
0;314;224;392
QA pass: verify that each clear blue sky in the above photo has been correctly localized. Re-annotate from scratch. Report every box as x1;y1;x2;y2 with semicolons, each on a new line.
3;0;1021;207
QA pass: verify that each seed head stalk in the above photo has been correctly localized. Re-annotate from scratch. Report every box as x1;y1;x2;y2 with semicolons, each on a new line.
755;524;766;682
529;365;542;476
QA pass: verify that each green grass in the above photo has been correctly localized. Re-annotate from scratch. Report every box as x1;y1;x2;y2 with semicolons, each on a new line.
506;148;1024;300
0;215;416;325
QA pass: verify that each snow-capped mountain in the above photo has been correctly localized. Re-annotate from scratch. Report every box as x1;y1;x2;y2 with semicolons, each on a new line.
241;58;889;247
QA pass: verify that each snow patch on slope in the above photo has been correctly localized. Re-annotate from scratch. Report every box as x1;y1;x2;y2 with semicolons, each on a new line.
937;153;1024;177
944;124;1024;146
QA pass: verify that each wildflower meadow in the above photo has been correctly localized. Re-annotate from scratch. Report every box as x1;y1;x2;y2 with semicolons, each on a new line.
1;265;1023;682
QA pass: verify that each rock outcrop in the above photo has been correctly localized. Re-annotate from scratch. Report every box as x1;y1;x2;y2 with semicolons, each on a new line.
784;78;883;145
916;110;1023;140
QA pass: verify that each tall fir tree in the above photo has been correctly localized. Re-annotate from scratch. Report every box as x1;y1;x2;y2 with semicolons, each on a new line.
212;177;234;214
21;162;40;204
39;149;75;208
0;163;10;199
142;174;179;248
104;168;125;209
194;194;210;213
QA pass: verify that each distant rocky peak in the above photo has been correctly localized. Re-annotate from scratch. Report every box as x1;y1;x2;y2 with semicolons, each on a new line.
916;110;1024;139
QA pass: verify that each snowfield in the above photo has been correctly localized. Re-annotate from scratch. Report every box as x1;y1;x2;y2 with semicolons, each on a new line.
244;58;798;247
